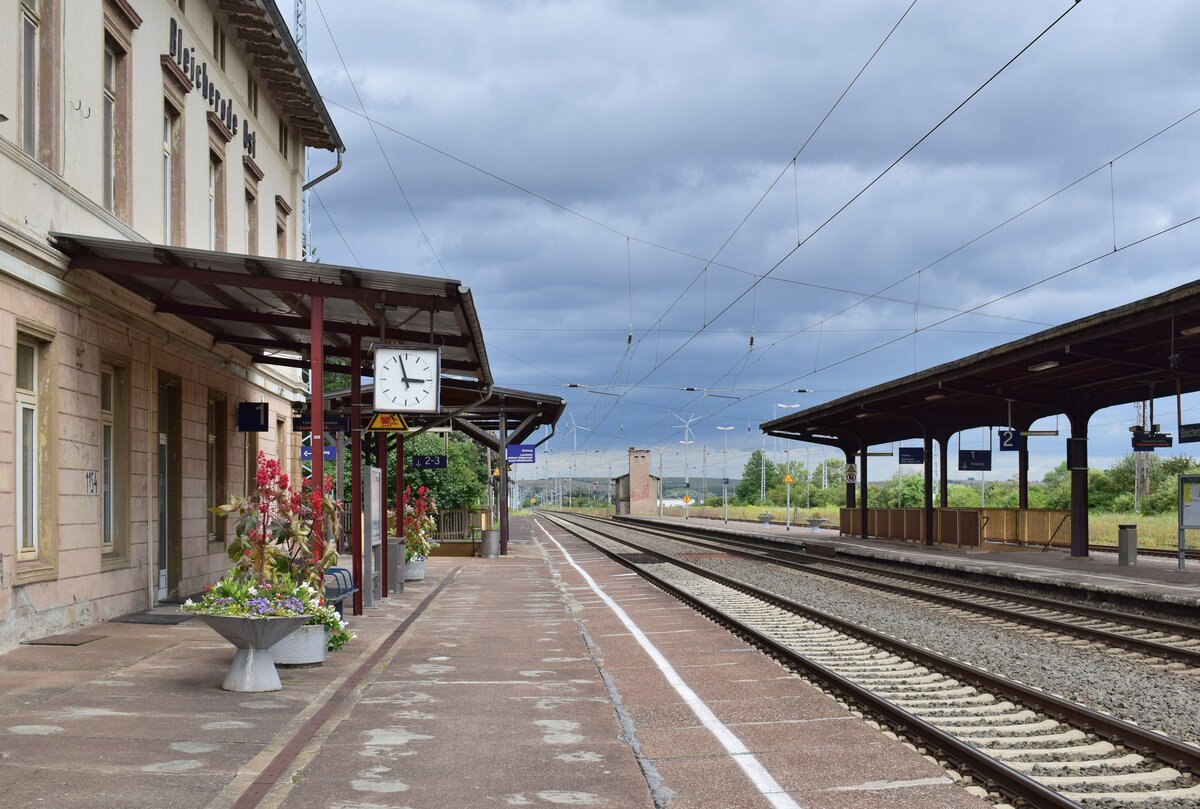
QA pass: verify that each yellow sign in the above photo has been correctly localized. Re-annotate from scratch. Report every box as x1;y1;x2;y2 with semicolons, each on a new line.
783;474;794;484
366;412;410;432
682;495;692;504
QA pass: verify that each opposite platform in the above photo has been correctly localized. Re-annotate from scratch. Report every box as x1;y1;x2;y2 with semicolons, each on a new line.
620;513;1200;609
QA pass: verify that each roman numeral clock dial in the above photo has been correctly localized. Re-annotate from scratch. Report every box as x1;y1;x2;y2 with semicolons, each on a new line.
372;347;441;414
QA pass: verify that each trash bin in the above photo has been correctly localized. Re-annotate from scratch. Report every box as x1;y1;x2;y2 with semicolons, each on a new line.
480;529;500;558
759;514;772;526
387;537;405;593
1118;524;1137;566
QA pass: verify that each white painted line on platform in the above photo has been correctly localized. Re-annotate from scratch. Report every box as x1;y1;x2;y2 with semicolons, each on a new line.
535;519;801;809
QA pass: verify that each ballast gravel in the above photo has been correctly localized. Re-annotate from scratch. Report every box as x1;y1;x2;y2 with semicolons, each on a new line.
590;522;1200;809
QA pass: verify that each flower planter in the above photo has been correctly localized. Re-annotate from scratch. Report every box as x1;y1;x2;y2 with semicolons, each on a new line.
196;614;307;692
404;557;426;581
270;623;328;666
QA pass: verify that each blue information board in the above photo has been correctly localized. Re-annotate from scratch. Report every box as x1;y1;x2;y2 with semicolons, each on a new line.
998;430;1022;451
506;444;537;463
300;444;337;461
958;450;992;471
412;454;448;469
898;447;925;464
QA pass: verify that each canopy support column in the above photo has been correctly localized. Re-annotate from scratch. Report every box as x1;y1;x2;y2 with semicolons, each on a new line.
310;296;325;574
499;399;510;555
1068;406;1096;558
923;432;934;546
378;432;388;597
938;435;950;508
349;333;363;616
395;433;404;590
843;447;856;509
859;449;868;539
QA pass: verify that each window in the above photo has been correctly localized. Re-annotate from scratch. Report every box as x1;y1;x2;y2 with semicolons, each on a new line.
20;5;39;157
103;41;117;210
16;338;38;557
247;74;259;118
212;15;226;70
278;118;290;161
244;188;258;253
163;103;185;244
100;366;114;550
276;418;285;463
208;152;225;250
207;397;226;542
100;21;132;219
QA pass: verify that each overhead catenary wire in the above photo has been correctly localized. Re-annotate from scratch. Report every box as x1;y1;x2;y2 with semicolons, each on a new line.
312;0;450;279
579;1;1084;450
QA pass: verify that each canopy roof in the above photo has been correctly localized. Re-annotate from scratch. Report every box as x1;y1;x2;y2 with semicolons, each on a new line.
324;380;566;451
218;0;343;151
51;232;491;385
764;279;1200;449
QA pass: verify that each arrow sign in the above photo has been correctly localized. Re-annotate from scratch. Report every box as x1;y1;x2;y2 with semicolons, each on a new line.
300;444;337;461
412;454;448;469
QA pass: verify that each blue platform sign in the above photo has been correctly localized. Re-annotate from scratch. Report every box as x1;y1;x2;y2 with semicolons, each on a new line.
898;447;925;464
412;454;448;470
958;450;992;471
506;444;536;464
300;444;337;461
998;430;1022;451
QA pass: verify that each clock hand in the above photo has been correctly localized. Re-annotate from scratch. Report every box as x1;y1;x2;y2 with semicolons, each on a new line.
402;376;425;384
397;354;411;388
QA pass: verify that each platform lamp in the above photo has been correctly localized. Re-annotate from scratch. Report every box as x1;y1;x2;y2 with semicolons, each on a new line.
717;426;735;523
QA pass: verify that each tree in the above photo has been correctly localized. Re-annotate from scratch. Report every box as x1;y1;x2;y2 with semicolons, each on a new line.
735;450;777;505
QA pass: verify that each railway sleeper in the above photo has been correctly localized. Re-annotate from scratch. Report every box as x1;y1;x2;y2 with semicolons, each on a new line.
937;718;1064;736
1036;767;1182;789
927;709;1040;726
983;740;1116;761
890;693;998;707
1011;753;1145;773
1060;783;1200;802
967;728;1088;747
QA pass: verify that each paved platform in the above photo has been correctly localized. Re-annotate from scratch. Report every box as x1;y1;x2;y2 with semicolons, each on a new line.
626;514;1200;609
0;515;989;808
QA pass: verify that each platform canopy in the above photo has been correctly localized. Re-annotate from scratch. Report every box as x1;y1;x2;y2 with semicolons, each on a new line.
763;279;1200;449
51;232;491;385
325;380;566;451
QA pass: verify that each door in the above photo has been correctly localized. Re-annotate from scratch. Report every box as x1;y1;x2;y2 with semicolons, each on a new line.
158;432;168;600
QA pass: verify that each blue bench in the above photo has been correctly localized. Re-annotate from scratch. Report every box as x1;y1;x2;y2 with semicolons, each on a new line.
324;567;358;617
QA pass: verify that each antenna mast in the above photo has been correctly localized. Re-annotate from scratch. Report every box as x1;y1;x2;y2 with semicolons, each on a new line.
295;0;313;260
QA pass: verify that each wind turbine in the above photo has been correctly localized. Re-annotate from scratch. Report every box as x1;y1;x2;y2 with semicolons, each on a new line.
672;412;701;489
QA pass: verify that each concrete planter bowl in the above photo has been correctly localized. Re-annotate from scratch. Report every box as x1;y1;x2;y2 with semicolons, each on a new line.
270;623;328;666
404;557;426;581
196;614;308;692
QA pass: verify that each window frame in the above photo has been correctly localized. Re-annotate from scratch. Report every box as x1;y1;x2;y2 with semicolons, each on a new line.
99;365;115;551
16;337;39;559
207;396;227;543
20;5;40;158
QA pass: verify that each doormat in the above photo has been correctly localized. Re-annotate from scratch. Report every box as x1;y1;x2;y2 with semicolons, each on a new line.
24;633;105;647
111;610;193;625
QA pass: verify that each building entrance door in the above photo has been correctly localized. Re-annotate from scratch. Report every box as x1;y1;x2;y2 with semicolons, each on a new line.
158;432;168;600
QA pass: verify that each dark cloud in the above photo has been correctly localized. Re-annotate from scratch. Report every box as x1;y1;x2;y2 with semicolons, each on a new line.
301;0;1200;480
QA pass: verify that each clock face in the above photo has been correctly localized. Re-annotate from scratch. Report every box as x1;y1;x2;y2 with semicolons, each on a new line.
373;347;441;413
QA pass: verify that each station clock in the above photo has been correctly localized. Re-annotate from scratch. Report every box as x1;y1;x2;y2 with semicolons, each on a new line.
373;346;441;414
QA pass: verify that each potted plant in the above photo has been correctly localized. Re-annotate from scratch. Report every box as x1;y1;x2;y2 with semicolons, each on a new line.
196;453;352;673
402;485;438;581
180;574;313;691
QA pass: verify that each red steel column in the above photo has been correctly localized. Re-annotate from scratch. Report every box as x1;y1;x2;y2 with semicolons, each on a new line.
923;432;934;546
310;296;326;571
379;431;388;597
396;433;404;564
350;334;363;615
859;450;868;539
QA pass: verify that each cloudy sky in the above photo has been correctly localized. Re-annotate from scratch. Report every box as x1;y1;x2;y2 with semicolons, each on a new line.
293;0;1200;485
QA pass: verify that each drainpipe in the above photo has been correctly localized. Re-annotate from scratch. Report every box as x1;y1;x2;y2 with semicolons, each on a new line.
302;148;344;191
146;337;155;608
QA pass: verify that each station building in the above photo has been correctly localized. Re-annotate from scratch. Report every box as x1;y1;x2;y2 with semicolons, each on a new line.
0;0;343;648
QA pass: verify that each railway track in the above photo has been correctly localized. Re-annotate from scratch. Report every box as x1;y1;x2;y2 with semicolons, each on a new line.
591;514;1200;671
540;511;1200;807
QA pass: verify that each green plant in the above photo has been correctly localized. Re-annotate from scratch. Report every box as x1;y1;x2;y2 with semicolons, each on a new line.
402;485;438;562
210;452;341;590
181;573;311;618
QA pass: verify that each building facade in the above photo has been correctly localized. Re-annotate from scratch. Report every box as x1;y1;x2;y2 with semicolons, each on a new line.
0;0;341;648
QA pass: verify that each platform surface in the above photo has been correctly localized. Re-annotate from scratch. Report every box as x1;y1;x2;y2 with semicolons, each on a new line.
0;515;987;808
